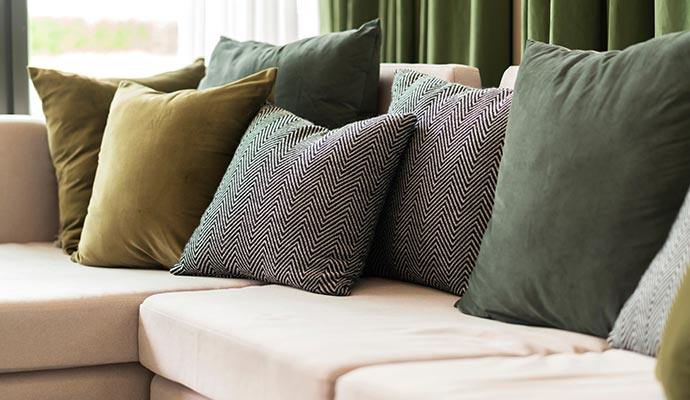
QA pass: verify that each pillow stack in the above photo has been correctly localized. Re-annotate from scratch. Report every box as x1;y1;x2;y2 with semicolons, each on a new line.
30;60;207;254
30;20;383;272
31;20;690;391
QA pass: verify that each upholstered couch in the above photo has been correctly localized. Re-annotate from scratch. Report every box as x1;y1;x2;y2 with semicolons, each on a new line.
0;64;663;400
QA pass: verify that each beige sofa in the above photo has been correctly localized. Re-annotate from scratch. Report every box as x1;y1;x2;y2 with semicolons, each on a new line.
0;64;663;400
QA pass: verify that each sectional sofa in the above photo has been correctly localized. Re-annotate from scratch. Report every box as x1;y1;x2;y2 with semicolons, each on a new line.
0;64;664;400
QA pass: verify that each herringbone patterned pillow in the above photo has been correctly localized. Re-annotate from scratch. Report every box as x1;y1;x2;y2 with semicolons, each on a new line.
609;188;690;356
171;105;416;296
367;69;513;296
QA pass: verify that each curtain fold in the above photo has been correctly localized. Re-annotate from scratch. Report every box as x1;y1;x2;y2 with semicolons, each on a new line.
180;0;320;61
320;0;514;87
523;0;690;51
321;0;690;87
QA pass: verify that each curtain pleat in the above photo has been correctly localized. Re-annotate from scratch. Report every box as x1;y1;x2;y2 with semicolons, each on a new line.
320;0;513;87
523;0;690;51
319;0;378;32
320;0;690;86
655;0;690;34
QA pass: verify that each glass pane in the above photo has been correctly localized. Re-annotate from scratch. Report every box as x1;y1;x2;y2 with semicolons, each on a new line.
27;0;192;116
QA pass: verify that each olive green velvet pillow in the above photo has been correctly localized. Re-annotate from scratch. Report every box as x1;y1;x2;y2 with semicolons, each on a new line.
29;60;206;254
456;33;690;338
657;271;690;400
71;68;277;268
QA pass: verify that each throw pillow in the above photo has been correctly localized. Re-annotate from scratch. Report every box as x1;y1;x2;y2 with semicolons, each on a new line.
657;272;690;400
171;105;417;295
29;60;206;254
456;33;690;338
609;188;690;356
367;69;512;295
72;68;277;268
199;19;380;129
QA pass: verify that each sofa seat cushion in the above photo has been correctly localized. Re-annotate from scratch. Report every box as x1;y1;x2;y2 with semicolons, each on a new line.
139;278;606;400
335;350;663;400
0;243;260;373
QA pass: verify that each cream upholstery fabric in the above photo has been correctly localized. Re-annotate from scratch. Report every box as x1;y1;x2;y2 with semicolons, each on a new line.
499;66;519;89
335;350;663;400
378;63;481;114
0;116;59;243
139;278;606;400
151;375;212;400
0;363;152;400
0;243;261;373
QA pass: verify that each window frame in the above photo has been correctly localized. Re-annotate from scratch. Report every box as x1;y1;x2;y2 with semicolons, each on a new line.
1;0;28;114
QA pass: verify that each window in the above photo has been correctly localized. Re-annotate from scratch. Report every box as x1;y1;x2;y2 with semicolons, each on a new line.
25;0;319;116
27;0;191;115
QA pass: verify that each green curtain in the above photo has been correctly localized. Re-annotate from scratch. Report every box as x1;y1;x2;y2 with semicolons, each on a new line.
320;0;514;88
523;0;690;51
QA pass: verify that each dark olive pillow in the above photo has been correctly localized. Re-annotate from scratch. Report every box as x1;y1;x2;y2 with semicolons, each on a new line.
456;33;690;338
71;69;276;268
657;271;690;400
199;20;380;129
29;60;206;254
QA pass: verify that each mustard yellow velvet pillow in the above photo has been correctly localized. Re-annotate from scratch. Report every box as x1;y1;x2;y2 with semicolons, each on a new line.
657;270;690;400
71;68;277;268
29;60;206;254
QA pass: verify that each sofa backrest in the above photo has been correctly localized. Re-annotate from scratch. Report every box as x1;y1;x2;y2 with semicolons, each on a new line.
378;63;481;114
0;116;59;243
0;64;512;244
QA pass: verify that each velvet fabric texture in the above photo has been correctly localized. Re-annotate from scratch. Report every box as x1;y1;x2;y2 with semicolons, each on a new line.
456;34;690;338
29;60;206;254
199;20;380;129
657;272;690;400
72;68;276;268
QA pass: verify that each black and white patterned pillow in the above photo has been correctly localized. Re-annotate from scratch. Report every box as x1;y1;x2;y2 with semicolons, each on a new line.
608;187;690;356
171;105;417;296
367;69;513;296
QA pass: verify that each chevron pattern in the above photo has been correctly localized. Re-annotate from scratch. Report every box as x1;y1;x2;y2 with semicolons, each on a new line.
609;187;690;356
171;105;417;296
367;69;513;296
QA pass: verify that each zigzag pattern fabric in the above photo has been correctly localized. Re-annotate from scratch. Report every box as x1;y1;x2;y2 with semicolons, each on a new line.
171;105;417;296
609;187;690;356
367;69;513;296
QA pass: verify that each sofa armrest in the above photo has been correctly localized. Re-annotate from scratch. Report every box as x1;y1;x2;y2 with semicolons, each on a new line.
0;115;59;243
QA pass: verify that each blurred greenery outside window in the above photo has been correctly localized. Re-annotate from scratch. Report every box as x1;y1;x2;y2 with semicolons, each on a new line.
28;0;188;116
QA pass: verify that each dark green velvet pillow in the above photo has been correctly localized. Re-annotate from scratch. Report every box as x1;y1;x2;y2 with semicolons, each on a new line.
456;33;690;338
657;271;690;400
199;19;380;129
